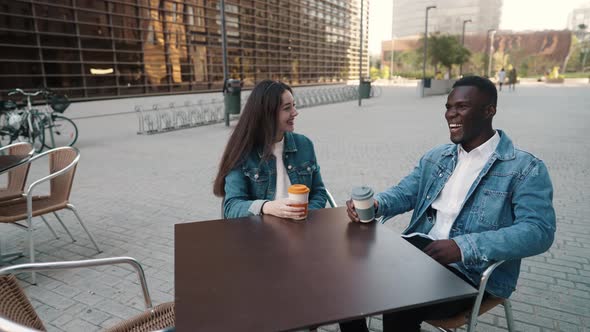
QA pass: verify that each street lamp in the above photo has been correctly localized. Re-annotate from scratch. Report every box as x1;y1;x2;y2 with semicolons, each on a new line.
390;2;395;80
421;5;436;98
486;29;496;78
358;0;364;106
459;19;472;76
220;0;229;126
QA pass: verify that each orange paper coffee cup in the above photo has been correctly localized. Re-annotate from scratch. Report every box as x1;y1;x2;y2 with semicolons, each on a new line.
288;184;310;220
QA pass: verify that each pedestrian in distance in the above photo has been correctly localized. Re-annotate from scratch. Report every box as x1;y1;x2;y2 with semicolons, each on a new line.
339;76;556;332
213;80;327;219
498;67;506;91
508;67;517;91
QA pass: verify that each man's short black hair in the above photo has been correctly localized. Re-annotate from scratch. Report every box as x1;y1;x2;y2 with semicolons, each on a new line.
452;76;498;107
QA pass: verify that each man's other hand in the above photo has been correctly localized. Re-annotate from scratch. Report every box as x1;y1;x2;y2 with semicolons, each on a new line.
423;239;462;265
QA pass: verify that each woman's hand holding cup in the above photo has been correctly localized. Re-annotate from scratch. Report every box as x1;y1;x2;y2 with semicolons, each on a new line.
262;199;306;219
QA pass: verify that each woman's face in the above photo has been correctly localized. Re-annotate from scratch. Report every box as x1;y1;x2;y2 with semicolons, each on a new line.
276;90;298;139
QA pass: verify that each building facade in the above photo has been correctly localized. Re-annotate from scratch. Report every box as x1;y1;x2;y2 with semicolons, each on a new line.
0;0;369;100
392;0;501;38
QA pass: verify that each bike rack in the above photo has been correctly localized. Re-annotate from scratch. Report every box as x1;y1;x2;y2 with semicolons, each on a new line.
135;85;368;135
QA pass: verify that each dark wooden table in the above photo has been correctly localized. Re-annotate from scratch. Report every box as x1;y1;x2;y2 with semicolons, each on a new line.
175;207;477;332
0;154;31;174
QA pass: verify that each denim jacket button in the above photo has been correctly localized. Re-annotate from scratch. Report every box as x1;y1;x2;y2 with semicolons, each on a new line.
427;195;430;199
288;165;292;170
254;174;259;179
439;173;443;177
307;167;311;171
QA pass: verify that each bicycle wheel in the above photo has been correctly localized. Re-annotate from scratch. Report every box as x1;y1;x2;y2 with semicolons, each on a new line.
9;116;44;153
44;114;78;148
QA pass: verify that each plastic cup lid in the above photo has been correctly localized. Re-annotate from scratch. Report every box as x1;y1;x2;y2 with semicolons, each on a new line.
288;184;310;194
351;186;374;200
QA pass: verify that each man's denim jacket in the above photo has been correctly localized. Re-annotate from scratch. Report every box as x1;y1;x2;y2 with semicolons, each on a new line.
376;130;556;298
223;132;327;219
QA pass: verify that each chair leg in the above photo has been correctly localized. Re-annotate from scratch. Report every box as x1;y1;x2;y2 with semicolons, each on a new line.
40;215;59;240
26;216;36;284
53;212;76;242
66;203;101;253
504;299;515;332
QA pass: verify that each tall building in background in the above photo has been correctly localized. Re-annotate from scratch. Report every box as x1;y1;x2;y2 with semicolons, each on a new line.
0;0;369;101
568;2;590;30
392;0;502;37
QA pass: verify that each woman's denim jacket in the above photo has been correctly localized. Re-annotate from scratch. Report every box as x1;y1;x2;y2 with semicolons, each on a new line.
223;132;327;219
376;130;556;298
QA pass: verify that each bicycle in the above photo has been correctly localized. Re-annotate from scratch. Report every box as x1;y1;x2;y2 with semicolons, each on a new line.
0;89;78;153
0;89;45;152
38;89;78;149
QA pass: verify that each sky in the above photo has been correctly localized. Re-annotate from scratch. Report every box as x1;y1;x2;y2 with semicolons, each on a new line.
368;0;590;54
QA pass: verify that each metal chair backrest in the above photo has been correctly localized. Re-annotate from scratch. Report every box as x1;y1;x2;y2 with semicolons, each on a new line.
48;147;79;203
2;142;33;193
325;188;337;208
0;275;45;331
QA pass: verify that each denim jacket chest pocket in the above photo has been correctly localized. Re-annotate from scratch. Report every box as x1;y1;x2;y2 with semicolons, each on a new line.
469;172;518;230
243;167;270;198
292;160;317;188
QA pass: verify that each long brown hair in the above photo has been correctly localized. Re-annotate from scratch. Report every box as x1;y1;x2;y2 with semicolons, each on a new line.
213;80;292;197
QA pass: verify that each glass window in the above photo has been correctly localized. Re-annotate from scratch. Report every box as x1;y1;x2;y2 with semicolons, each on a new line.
0;14;34;30
0;61;42;75
0;46;39;60
41;34;78;48
86;74;116;87
81;38;112;49
37;18;73;34
44;62;82;75
42;49;80;62
46;75;83;88
186;6;194;25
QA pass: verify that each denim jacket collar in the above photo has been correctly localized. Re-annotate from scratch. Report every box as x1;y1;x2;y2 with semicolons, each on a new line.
440;129;516;161
256;132;298;158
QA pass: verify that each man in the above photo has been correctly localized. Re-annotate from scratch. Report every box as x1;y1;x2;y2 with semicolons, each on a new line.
340;76;555;331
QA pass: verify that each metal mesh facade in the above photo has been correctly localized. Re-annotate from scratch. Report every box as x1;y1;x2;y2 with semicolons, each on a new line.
0;0;369;100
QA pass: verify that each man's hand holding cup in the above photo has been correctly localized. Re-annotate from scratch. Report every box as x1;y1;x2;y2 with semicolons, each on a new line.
347;186;377;223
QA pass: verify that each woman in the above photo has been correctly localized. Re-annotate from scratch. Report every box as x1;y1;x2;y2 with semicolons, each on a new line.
213;80;327;219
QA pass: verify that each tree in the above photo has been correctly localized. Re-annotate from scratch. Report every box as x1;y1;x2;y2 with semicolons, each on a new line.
417;34;471;77
380;65;390;79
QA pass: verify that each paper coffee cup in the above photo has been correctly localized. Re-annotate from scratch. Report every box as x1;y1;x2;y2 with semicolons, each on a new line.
351;186;375;223
288;184;310;220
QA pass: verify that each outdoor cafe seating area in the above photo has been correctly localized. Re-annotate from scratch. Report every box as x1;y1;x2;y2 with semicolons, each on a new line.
0;141;515;332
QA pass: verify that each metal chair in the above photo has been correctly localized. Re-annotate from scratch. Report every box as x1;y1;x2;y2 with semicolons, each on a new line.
0;257;175;332
0;147;101;283
325;188;337;208
0;142;34;202
427;260;515;332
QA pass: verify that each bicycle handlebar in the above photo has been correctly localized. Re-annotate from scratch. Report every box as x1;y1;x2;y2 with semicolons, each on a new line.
8;88;45;97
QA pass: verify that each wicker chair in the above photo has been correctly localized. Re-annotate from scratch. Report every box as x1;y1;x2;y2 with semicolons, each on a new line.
0;257;175;332
427;260;515;332
0;142;34;202
0;147;101;283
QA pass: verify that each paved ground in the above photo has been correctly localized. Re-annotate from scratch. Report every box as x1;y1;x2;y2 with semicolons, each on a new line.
1;82;589;331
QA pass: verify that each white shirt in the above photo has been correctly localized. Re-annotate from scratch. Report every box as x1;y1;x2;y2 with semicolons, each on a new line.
428;131;500;240
272;139;291;200
498;70;506;82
